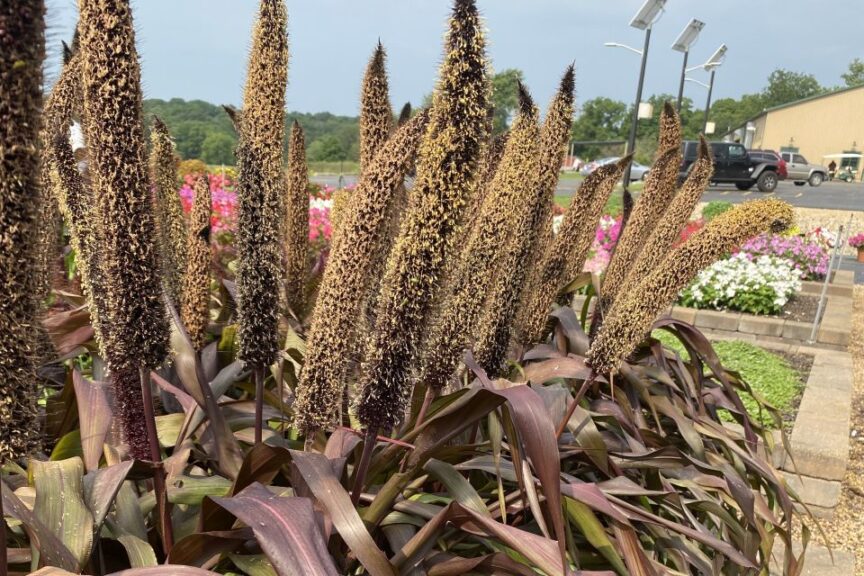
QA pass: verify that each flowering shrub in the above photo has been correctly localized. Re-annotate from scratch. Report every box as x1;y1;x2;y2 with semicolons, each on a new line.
738;233;828;280
680;253;801;315
848;232;864;248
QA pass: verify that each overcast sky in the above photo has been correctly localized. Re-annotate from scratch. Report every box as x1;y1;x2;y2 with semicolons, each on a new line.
45;0;862;117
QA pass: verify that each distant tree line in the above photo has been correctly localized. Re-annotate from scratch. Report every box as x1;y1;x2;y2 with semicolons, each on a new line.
143;98;362;165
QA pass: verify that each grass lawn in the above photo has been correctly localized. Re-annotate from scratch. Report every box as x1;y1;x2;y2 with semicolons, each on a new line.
308;160;359;175
554;188;627;216
652;332;806;428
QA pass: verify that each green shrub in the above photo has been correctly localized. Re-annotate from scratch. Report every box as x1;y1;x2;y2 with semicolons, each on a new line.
702;200;733;221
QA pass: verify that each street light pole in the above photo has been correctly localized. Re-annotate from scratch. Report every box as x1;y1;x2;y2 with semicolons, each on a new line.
623;26;652;190
676;50;688;113
702;68;716;135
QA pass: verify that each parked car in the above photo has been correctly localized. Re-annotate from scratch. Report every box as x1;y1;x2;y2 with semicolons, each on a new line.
679;141;781;192
779;152;828;187
748;149;787;180
579;156;617;176
581;156;649;181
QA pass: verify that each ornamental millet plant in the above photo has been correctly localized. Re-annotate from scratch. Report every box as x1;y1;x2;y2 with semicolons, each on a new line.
421;85;539;396
355;0;489;439
294;111;430;434
150;117;188;305
0;0;45;465
284;120;309;314
587;198;794;375
359;42;394;176
78;0;173;549
233;0;288;445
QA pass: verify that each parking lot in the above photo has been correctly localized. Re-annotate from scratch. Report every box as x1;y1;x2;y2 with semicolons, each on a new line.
699;180;864;211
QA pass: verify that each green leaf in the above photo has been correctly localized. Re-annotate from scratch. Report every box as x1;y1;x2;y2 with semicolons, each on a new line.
31;458;95;570
563;498;627;575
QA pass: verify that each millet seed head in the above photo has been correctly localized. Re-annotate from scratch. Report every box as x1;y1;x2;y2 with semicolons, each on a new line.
181;176;213;351
79;0;169;372
294;111;431;433
624;136;713;288
422;94;539;391
235;0;289;369
0;0;46;460
587;198;794;375
284;120;309;314
359;41;394;176
518;157;630;346
356;0;489;432
150;116;187;305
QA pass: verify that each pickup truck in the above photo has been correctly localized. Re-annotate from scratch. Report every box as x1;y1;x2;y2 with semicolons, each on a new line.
779;152;828;187
679;141;781;192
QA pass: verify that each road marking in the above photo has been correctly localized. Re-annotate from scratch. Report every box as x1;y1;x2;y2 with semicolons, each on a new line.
743;191;751;196
795;192;803;198
721;191;729;196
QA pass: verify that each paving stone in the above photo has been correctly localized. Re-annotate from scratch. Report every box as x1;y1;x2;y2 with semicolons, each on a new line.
771;540;856;576
782;320;814;342
694;309;741;331
787;416;850;481
738;315;785;337
780;471;842;510
668;306;696;324
818;327;850;347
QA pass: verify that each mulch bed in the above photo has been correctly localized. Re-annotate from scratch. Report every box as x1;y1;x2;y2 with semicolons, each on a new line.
772;293;822;324
771;349;814;431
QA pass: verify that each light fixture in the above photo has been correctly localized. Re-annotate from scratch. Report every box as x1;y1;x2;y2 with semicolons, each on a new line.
629;0;667;30
704;44;727;69
671;18;705;52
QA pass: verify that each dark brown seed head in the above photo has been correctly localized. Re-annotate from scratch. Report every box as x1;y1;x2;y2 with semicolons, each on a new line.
284;120;309;314
235;0;289;369
518;158;629;346
587;198;794;375
422;96;539;391
397;102;413;126
624;136;714;287
79;0;170;372
150;116;187;304
601;113;681;310
516;64;577;339
359;42;394;175
0;0;46;460
294;111;430;433
182;176;212;351
356;0;489;432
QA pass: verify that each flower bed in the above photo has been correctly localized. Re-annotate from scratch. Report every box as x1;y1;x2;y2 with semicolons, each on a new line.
679;253;801;315
738;233;828;280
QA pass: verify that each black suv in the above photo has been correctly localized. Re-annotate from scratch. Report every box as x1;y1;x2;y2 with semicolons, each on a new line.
680;141;780;192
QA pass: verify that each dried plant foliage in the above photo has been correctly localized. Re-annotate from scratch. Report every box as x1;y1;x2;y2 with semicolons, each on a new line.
588;198;794;374
518;158;629;346
0;0;46;460
150;117;187;304
235;0;289;369
284;120;309;314
356;0;489;431
182;176;213;351
422;88;539;392
359;42;394;175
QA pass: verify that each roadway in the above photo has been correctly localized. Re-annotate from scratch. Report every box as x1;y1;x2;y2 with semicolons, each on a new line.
311;174;864;212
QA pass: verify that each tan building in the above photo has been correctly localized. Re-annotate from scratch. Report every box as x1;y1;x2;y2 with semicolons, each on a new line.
726;84;864;174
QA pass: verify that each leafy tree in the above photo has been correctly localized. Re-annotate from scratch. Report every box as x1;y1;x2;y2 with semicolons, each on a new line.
307;134;346;161
490;68;525;134
570;97;628;159
709;93;765;136
760;69;823;108
841;58;864;87
200;132;236;165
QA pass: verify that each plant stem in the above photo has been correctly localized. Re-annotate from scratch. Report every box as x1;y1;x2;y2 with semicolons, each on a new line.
413;386;436;431
1;478;7;576
254;367;265;445
555;374;596;438
351;428;377;506
139;367;174;556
